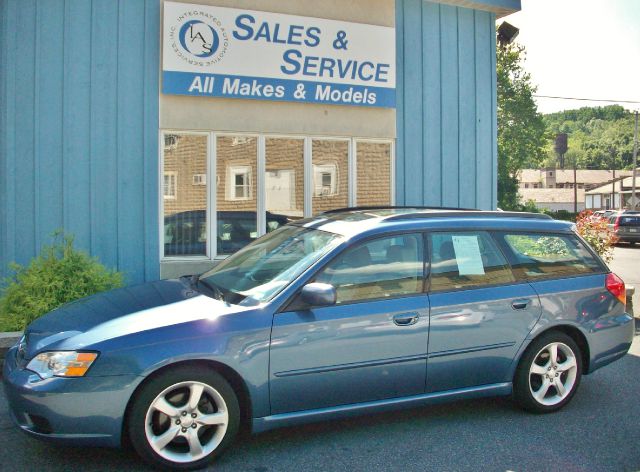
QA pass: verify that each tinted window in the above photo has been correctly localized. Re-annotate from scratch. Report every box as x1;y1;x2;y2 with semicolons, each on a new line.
429;232;515;292
314;233;425;304
498;232;604;280
618;216;640;226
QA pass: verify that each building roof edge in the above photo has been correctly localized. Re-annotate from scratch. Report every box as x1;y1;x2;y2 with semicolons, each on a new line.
429;0;521;18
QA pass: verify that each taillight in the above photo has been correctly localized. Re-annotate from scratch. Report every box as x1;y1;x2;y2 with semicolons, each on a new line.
613;216;620;231
606;272;626;307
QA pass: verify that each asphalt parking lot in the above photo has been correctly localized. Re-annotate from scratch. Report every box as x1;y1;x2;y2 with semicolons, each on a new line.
1;247;640;472
609;244;640;313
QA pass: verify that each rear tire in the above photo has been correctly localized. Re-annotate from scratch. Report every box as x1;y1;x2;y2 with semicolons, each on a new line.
513;331;582;413
128;365;240;470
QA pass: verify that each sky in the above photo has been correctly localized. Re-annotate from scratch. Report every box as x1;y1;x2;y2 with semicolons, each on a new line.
503;0;640;114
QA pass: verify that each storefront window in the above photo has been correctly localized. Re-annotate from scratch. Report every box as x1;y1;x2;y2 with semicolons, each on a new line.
161;133;393;260
312;139;349;214
265;138;304;228
356;141;392;207
216;136;258;255
162;133;208;257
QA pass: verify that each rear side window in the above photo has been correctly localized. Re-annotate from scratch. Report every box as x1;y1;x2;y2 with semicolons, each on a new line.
497;232;605;280
429;231;515;292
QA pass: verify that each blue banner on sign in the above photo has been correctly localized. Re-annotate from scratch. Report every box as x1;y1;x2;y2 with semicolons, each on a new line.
162;71;395;108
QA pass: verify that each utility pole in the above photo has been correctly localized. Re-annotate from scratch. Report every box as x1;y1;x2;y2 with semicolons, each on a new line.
573;165;577;214
611;169;616;209
632;110;638;210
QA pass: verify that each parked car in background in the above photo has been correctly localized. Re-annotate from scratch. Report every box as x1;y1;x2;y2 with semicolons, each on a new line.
592;209;617;220
608;211;640;245
3;207;634;470
164;210;290;256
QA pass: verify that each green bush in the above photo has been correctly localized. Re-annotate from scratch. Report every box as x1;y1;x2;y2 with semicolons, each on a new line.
0;233;124;332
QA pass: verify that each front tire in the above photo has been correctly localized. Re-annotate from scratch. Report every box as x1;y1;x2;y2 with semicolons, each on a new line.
128;366;240;470
513;331;582;413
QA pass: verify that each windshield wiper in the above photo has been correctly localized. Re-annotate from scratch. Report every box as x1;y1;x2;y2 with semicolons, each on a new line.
190;274;225;302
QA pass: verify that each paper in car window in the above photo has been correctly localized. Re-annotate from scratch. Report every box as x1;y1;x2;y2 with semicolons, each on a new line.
451;235;485;275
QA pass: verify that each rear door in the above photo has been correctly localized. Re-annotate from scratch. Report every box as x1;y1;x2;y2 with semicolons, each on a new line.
270;233;430;414
494;231;611;365
426;231;542;392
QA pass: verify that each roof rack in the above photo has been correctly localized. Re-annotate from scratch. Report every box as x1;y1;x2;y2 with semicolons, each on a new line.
385;210;553;221
321;205;478;214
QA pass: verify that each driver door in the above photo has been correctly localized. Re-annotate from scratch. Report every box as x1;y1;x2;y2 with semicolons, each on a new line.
269;233;430;415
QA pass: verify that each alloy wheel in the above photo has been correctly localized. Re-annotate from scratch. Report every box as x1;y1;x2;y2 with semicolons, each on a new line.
144;381;229;464
528;342;578;406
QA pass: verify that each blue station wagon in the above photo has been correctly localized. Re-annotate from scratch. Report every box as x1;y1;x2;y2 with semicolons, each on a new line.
3;208;635;470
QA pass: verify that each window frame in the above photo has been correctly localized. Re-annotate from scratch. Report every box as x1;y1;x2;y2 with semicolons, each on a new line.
160;131;395;261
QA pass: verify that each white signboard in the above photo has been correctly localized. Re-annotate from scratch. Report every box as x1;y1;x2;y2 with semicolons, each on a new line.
162;2;396;107
451;236;485;276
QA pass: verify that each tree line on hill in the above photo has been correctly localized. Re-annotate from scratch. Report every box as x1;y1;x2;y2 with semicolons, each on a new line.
542;105;637;171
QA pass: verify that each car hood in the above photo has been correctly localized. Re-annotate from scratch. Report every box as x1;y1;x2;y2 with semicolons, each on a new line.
22;279;246;358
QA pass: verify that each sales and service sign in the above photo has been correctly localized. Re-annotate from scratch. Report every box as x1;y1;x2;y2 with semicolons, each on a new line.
162;2;396;108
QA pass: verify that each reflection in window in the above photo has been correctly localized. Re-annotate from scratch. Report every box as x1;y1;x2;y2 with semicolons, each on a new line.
313;164;338;196
226;165;252;201
266;138;304;226
315;233;424;304
356;141;392;206
163;173;177;199
163;133;208;256
429;232;514;291
217;136;258;255
312;139;348;214
501;233;603;280
192;174;206;185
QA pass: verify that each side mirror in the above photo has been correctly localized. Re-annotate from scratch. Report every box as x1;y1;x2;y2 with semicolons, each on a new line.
300;283;337;307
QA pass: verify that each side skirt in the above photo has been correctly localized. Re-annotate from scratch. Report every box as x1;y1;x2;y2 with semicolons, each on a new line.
252;382;512;434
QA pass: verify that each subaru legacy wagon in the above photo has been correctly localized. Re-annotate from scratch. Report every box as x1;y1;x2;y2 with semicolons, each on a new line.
3;208;634;470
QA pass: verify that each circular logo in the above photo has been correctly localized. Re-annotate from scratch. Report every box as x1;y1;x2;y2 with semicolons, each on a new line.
169;11;229;67
179;20;219;58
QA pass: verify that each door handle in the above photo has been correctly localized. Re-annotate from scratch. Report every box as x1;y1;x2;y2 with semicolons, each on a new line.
511;299;531;310
393;313;419;326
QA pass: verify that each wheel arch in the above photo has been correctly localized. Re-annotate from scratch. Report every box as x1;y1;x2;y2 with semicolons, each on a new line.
121;359;253;447
519;325;591;375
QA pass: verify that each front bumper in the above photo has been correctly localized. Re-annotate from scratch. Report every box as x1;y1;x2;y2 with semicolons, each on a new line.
2;346;141;447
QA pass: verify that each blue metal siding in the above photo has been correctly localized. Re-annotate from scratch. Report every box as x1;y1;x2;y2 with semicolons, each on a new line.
0;0;159;283
396;0;497;209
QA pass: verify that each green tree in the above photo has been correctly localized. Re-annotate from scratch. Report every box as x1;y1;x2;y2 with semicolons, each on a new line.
497;42;547;209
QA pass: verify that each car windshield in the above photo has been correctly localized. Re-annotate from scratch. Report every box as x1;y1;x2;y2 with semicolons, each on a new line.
199;225;343;306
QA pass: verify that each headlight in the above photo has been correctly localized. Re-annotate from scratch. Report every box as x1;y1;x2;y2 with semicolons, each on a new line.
26;351;98;379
